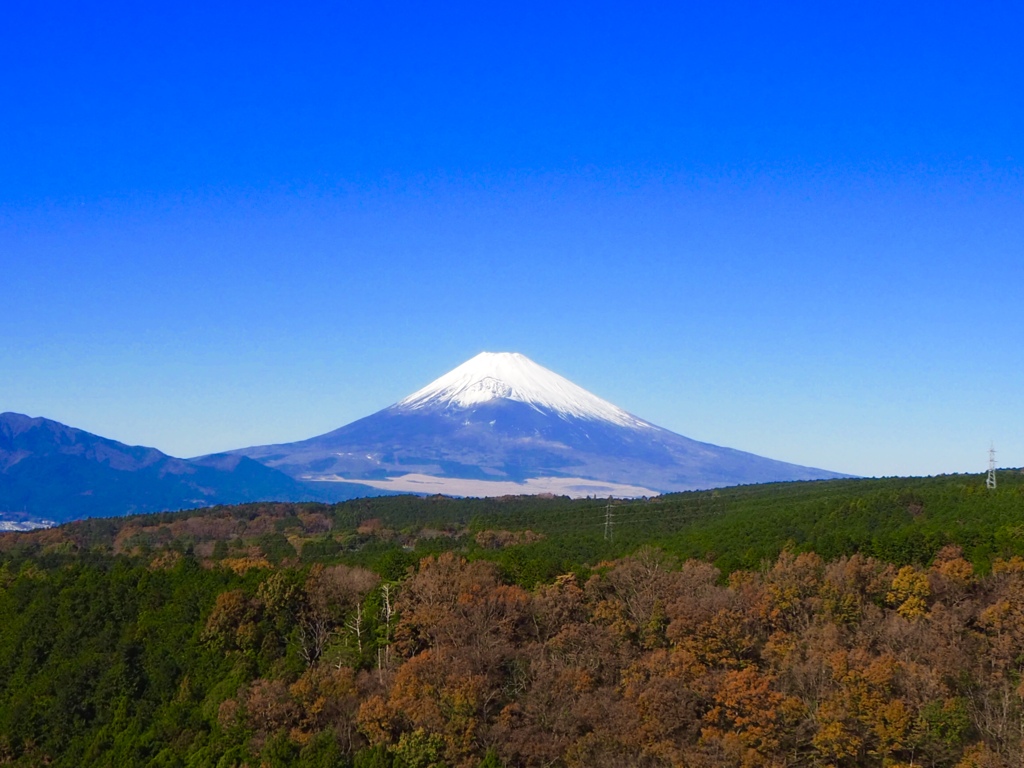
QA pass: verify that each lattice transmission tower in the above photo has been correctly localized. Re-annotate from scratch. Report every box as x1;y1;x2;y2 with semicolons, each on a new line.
987;444;997;490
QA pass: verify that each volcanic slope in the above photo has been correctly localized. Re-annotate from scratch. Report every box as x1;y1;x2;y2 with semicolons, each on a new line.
228;352;847;497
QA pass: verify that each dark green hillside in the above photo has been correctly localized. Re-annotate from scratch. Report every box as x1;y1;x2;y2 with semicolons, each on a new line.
658;471;1024;573
4;471;1023;580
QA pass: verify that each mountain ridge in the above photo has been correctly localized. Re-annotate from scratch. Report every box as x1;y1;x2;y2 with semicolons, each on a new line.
0;412;377;524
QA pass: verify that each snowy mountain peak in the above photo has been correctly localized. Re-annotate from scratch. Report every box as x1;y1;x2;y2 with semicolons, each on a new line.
395;352;652;429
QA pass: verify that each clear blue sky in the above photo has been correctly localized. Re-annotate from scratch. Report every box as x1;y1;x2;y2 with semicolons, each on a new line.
2;1;1022;477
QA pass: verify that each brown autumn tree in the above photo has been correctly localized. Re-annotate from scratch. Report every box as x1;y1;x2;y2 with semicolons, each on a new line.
299;564;380;666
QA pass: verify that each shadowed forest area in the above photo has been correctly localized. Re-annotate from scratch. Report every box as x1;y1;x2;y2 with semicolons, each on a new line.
1;472;1024;766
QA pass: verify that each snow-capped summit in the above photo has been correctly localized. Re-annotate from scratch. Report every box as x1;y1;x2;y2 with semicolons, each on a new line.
396;352;651;429
226;351;848;498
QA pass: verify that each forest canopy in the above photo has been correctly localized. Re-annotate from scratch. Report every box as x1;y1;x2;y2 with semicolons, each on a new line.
1;471;1023;767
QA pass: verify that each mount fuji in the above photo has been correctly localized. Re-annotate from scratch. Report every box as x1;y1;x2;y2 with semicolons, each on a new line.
228;352;846;497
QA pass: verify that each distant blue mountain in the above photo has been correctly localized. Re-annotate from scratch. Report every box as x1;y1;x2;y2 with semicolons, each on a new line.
0;412;375;525
229;352;847;497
